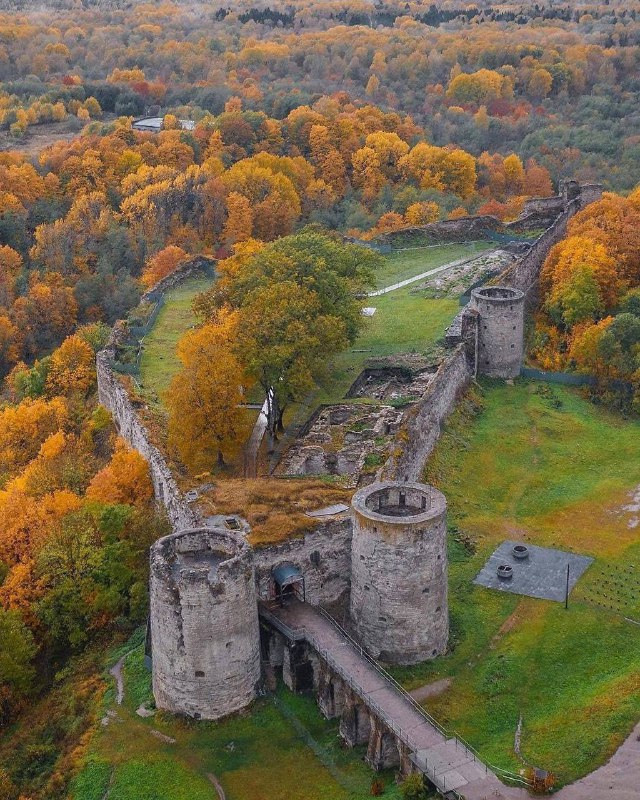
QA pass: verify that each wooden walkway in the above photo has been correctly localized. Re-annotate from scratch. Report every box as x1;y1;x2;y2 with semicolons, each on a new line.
260;599;527;799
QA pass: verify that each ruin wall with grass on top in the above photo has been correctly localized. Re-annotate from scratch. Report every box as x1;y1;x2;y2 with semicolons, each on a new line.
97;324;200;532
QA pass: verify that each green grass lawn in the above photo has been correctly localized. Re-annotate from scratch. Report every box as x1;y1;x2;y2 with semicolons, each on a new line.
372;241;492;289
321;290;458;404
278;285;459;458
393;381;640;785
138;245;477;413
139;275;214;406
70;644;403;800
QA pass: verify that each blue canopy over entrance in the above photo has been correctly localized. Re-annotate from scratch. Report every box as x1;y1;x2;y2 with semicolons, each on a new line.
271;562;305;603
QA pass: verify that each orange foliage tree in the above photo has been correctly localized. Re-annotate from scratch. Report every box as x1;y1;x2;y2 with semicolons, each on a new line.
141;245;189;289
45;335;96;397
167;314;249;471
86;438;153;507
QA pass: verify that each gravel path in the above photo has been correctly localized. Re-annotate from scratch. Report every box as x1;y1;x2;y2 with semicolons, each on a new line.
368;253;493;296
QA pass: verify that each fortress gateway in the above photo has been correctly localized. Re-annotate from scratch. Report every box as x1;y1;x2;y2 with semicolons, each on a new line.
149;480;450;720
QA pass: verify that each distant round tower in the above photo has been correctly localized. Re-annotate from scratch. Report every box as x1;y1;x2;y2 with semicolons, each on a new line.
470;286;525;379
350;482;448;665
150;527;261;720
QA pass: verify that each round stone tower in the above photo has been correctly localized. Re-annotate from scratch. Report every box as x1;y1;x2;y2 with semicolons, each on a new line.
470;285;525;379
349;482;448;665
150;527;261;720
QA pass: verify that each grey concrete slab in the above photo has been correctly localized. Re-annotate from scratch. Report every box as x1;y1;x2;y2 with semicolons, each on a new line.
305;503;350;518
474;540;593;602
437;769;469;791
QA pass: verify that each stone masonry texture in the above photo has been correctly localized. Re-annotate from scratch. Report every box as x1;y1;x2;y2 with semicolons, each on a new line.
350;482;449;664
150;527;261;720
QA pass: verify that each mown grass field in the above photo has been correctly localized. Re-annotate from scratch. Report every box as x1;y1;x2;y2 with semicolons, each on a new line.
393;381;640;786
371;241;492;289
315;289;459;405
70;642;403;800
139;275;214;406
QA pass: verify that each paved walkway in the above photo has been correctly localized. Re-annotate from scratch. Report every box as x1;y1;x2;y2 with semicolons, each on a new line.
261;600;519;798
554;721;640;800
368;253;492;297
244;389;272;477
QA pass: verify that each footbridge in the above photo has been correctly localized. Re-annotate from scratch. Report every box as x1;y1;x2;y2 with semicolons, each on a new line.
259;599;529;800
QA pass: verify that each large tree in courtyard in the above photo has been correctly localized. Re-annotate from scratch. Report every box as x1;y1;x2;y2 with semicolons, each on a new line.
194;228;380;436
167;312;249;471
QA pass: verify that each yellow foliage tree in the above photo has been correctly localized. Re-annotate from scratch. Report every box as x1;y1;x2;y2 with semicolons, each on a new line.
541;235;622;312
223;192;254;245
0;245;22;307
0;397;68;479
167;315;249;471
351;146;385;207
528;68;553;99
45;335;96;397
405;202;439;225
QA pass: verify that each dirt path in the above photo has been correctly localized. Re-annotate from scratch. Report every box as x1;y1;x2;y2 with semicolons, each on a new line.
109;649;228;799
109;656;126;706
409;677;451;702
206;772;227;799
368;252;492;297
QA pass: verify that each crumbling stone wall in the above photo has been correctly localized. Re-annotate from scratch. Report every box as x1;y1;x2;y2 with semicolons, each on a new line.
498;202;576;294
350;483;449;665
382;345;472;483
150;527;261;720
369;214;501;247
253;517;352;606
140;254;214;303
498;183;602;295
96;346;199;532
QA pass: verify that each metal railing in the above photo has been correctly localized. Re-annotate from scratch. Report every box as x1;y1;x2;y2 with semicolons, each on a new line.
316;608;449;737
259;601;530;793
317;609;528;788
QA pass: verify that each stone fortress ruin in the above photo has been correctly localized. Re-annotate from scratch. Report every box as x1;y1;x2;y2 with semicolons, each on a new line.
97;180;603;792
149;479;449;722
149;528;261;720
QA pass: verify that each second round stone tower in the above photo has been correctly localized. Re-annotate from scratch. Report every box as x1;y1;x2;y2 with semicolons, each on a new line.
469;285;525;378
150;527;261;720
350;482;448;665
